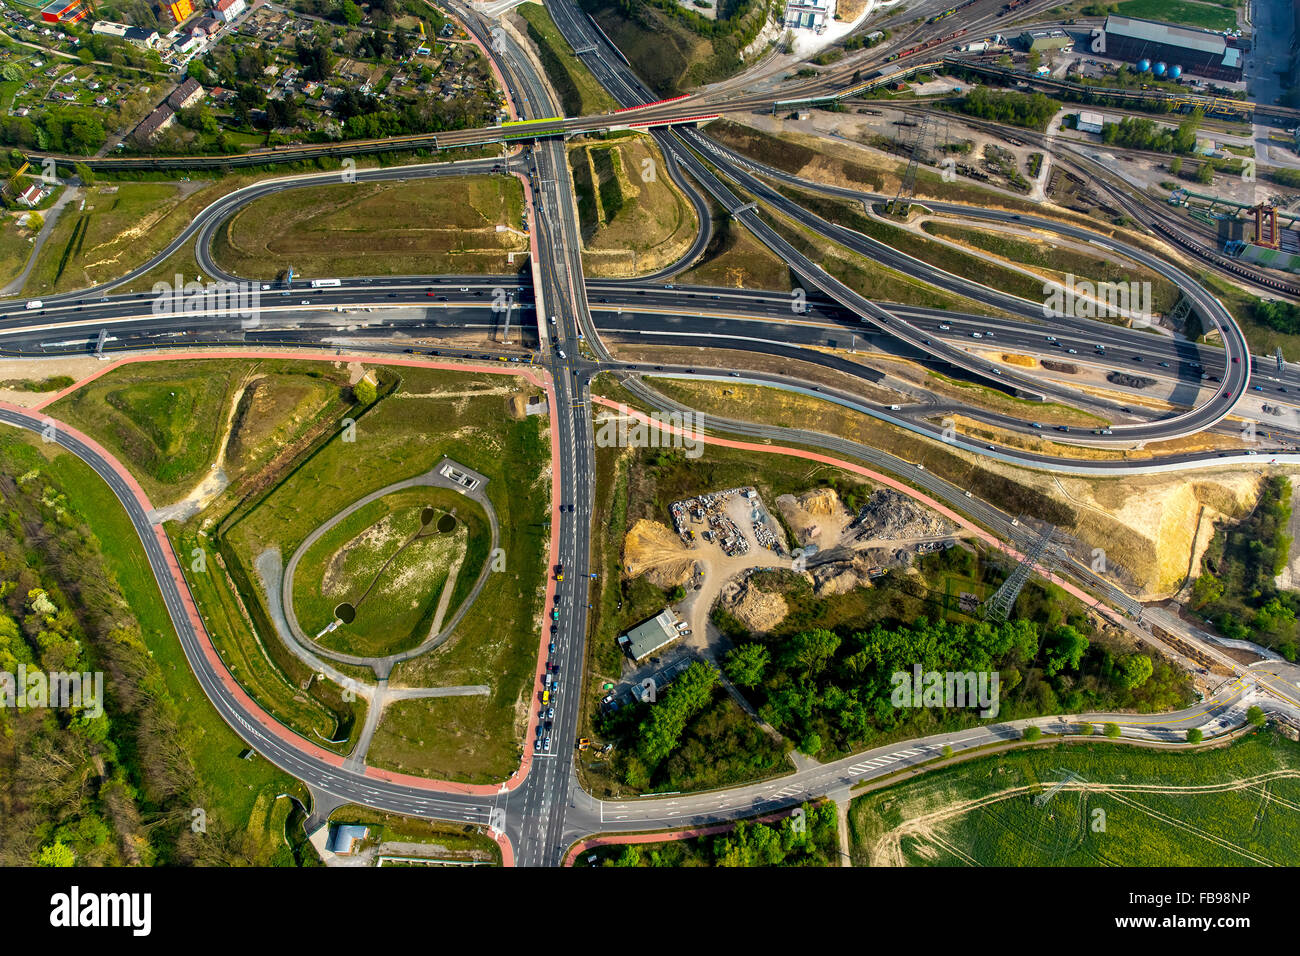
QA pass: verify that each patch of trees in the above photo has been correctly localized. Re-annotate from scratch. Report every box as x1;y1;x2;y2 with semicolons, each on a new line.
1251;297;1300;336
951;87;1060;131
0;435;265;865
0;107;106;155
1193;476;1299;658
602;800;837;866
329;81;497;141
598;659;787;791
1100;110;1200;154
295;39;333;83
720;599;1185;757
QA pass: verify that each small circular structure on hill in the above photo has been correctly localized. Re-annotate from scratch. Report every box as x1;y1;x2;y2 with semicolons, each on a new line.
436;513;457;533
335;602;356;624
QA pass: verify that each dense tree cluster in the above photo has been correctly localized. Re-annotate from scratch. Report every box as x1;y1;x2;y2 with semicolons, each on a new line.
951;87;1061;131
0;107;106;155
1194;476;1299;658
603;801;837;866
0;436;277;865
1101;111;1201;154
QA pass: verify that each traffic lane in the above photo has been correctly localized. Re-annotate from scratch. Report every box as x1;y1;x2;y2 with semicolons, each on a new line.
605;361;1294;472
694;132;1250;393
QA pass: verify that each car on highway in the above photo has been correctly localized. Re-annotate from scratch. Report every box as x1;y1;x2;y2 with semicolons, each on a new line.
547;707;554;720
1067;348;1077;354
544;737;551;752
535;738;542;752
939;324;951;331
1031;422;1042;429
1045;336;1057;342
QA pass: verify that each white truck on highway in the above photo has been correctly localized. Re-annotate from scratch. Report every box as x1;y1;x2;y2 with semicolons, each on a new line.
25;300;41;310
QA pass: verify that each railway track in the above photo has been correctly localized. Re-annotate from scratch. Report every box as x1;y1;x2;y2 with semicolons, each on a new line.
879;101;1300;301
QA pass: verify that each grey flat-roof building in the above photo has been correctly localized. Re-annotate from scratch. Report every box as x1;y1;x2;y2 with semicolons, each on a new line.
1099;14;1244;81
1019;28;1072;51
619;609;678;661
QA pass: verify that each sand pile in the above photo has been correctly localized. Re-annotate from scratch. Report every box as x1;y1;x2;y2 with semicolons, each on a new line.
623;519;696;589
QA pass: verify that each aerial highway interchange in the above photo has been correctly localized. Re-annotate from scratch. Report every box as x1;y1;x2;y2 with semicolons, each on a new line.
3;0;1300;878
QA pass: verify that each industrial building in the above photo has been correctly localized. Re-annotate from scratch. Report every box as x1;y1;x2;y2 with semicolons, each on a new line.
1097;15;1245;82
40;0;86;23
1076;110;1105;134
784;0;835;32
618;610;679;662
1018;28;1072;52
1228;203;1300;274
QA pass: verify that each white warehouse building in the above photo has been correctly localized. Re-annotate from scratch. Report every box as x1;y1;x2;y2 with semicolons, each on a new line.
784;0;835;33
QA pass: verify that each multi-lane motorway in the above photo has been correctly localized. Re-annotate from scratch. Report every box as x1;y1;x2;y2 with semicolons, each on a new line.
0;0;1296;867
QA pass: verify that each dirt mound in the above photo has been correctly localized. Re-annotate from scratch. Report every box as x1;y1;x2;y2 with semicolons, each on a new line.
851;489;955;540
800;487;842;516
624;519;695;589
778;487;855;550
810;549;897;596
719;578;789;635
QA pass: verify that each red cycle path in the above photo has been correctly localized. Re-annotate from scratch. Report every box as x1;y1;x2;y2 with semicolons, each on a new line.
14;351;562;820
10;355;1123;867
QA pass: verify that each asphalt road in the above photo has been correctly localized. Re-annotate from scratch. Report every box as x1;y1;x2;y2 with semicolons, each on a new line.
0;0;1287;867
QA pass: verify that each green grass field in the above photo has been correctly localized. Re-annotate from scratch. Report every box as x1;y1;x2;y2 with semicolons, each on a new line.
850;731;1300;866
49;359;345;503
568;136;699;276
921;219;1182;315
291;486;489;658
213;176;527;279
52;359;550;771
1114;0;1237;31
22;178;262;296
0;214;37;289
